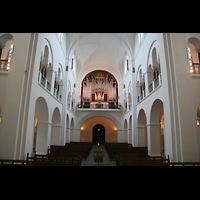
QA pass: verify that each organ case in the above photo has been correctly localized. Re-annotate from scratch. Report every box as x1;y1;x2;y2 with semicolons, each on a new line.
81;70;118;107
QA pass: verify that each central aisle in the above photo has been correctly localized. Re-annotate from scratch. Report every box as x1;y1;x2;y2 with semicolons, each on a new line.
81;144;116;166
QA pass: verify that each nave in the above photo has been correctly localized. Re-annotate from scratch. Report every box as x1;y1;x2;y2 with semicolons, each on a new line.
1;141;200;166
81;144;116;166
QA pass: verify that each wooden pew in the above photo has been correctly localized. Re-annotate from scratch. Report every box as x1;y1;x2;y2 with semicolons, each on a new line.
0;159;79;166
26;153;82;166
105;142;148;160
116;155;170;166
0;142;93;166
48;142;92;160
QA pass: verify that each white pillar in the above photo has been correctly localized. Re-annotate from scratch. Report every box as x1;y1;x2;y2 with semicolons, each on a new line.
137;126;147;147
36;122;50;154
147;123;161;156
51;125;61;145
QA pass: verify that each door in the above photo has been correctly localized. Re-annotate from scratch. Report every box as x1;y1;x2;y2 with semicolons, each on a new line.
93;124;105;144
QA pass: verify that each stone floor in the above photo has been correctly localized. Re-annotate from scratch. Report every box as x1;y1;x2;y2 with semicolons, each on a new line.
81;144;116;166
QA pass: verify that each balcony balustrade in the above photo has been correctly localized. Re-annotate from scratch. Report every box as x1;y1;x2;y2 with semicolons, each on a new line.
137;74;162;104
38;72;62;102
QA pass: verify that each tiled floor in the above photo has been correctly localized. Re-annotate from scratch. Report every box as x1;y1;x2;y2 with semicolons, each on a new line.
81;144;116;166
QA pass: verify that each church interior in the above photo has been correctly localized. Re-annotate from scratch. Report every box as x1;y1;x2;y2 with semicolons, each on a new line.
1;33;200;166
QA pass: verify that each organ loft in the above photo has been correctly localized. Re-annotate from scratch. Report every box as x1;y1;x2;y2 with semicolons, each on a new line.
81;70;118;109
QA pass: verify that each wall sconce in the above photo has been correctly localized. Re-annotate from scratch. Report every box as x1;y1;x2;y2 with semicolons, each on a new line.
197;120;200;126
0;115;2;123
81;127;83;130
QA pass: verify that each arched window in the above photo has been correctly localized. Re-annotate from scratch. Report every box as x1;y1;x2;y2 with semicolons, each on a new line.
187;37;200;74
152;47;160;80
126;57;129;71
0;33;14;71
38;41;53;92
124;54;129;74
71;57;74;69
136;67;145;103
124;90;127;111
147;41;162;94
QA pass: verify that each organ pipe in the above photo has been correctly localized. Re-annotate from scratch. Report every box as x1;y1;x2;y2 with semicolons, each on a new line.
82;70;117;103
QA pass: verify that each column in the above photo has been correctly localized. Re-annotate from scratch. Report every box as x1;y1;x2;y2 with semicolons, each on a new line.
51;125;61;145
73;128;81;142
65;127;70;143
144;72;148;95
146;123;161;156
128;128;132;145
36;122;49;154
137;126;147;147
117;129;124;142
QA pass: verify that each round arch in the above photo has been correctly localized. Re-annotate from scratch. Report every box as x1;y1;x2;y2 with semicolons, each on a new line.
51;107;61;145
77;112;120;131
136;64;142;84
34;97;49;154
80;116;117;143
147;40;158;71
0;33;13;47
149;99;165;156
92;124;105;144
79;64;121;85
150;99;164;124
137;109;147;147
188;37;200;50
43;38;53;67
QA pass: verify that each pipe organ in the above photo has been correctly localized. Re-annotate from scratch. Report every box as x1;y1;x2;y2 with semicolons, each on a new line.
81;70;118;108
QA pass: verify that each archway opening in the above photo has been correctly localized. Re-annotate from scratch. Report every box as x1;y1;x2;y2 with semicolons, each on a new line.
187;37;200;74
149;99;164;156
51;107;61;145
34;97;49;154
137;109;147;147
93;124;105;144
0;33;14;71
80;116;117;143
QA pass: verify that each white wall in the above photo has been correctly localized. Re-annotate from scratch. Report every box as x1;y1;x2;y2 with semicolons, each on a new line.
1;33;200;162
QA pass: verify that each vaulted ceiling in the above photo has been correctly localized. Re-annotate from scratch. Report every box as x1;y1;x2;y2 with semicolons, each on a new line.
65;33;137;83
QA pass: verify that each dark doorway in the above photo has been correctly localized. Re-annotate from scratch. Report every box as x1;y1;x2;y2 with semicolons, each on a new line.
93;124;105;144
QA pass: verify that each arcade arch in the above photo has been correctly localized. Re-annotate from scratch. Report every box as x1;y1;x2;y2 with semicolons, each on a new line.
148;99;165;156
51;107;61;145
80;116;117;143
34;97;49;154
137;109;147;147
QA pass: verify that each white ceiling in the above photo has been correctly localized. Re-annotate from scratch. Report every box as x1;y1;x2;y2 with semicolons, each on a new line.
65;33;137;83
